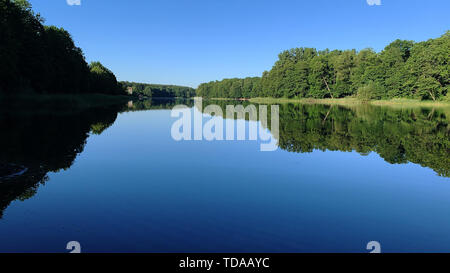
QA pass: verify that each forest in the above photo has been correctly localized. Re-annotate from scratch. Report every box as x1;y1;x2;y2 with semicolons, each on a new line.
119;81;196;98
0;0;125;96
197;32;449;101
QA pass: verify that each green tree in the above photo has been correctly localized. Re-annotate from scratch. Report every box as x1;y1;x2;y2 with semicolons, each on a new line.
0;0;124;97
89;62;123;95
196;32;448;102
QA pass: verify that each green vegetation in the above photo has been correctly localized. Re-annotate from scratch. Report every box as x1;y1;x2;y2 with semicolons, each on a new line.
0;0;125;96
249;97;450;108
357;81;384;101
196;77;261;99
120;81;196;98
197;32;449;102
89;62;123;95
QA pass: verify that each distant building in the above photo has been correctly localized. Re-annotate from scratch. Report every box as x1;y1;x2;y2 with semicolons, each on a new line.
127;87;133;95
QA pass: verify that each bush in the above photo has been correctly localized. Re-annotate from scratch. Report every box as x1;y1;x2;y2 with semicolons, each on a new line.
357;82;383;101
444;92;450;101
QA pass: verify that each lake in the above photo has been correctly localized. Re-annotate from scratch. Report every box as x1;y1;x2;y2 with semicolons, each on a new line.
0;98;449;253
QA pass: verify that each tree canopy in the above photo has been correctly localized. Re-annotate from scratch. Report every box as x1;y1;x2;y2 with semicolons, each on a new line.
90;62;123;95
0;0;125;96
120;81;196;98
197;32;450;101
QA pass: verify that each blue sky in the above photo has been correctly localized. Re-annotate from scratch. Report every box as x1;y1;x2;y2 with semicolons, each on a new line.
29;0;449;87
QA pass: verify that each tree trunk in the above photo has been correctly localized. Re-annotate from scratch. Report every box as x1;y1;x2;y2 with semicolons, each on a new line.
428;108;435;120
428;91;436;101
322;106;334;125
323;77;333;99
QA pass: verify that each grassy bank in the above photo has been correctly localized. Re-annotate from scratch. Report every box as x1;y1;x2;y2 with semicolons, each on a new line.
249;97;450;108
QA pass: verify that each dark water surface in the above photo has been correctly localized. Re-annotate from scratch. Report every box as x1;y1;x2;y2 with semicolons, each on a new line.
0;98;449;253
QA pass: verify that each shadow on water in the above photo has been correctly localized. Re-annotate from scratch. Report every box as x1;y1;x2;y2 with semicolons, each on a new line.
0;98;448;218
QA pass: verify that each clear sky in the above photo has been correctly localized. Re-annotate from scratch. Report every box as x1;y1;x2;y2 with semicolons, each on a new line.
29;0;449;88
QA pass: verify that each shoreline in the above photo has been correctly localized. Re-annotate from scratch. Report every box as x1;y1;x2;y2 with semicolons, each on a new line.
0;93;132;108
248;97;450;108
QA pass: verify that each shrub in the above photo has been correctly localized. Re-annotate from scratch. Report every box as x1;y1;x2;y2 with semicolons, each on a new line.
357;81;383;101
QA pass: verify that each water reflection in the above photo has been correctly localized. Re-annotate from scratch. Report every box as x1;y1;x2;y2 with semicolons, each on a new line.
276;104;449;177
0;98;195;218
0;101;122;217
0;98;448;219
199;100;449;177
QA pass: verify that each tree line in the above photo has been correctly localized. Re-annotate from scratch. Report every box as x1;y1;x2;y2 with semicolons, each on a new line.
0;0;125;96
197;32;449;101
120;81;196;98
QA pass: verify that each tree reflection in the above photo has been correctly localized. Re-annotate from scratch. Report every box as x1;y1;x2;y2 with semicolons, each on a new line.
200;100;449;177
277;104;449;177
0;98;194;218
0;100;123;218
0;99;448;218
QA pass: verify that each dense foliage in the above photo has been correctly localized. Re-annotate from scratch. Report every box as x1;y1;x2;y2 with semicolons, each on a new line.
89;62;123;95
0;0;124;95
120;81;196;98
196;77;261;99
197;32;450;101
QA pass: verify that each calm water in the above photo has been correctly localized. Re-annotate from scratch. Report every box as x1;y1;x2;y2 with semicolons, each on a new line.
0;98;449;253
